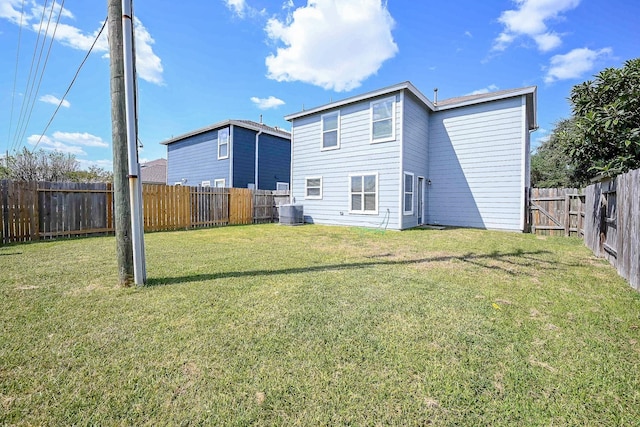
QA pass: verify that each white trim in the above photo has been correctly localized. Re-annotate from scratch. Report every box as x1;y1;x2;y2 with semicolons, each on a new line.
520;95;527;232
218;128;229;160
285;81;434;121
321;111;340;151
160;119;290;145
229;125;234;186
348;172;379;215
276;182;290;191
173;182;182;186
214;178;226;188
399;90;405;229
305;176;323;199
417;176;425;225
403;171;414;215
370;96;396;143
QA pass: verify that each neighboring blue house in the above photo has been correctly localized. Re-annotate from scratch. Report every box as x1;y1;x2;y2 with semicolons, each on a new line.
284;81;537;232
161;119;291;190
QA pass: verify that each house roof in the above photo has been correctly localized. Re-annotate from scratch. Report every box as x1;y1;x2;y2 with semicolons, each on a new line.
284;81;538;131
140;158;167;184
159;119;291;145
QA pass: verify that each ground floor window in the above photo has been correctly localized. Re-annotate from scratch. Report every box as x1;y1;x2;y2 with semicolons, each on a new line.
404;172;414;214
214;179;226;188
305;177;322;199
349;173;378;214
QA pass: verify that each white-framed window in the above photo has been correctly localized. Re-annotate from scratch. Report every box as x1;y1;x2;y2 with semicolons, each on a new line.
349;172;378;214
321;111;340;150
305;177;322;199
371;96;395;143
201;180;211;188
276;182;290;191
403;172;414;215
214;178;226;188
218;128;229;160
173;182;182;186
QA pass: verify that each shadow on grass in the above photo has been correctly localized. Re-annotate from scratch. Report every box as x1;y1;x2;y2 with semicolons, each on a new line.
146;249;553;287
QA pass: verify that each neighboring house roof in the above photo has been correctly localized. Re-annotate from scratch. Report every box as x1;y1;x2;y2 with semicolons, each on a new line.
284;81;538;131
140;158;167;184
160;119;291;145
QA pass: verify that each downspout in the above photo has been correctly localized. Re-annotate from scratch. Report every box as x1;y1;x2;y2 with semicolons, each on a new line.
255;129;263;189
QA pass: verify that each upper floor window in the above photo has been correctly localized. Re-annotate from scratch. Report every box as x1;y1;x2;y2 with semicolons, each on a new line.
371;97;395;143
218;128;229;159
321;112;340;150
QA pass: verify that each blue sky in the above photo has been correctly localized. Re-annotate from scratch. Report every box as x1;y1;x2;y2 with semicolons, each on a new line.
1;0;638;170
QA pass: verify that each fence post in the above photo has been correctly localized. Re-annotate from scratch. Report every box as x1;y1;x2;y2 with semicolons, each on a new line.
564;194;571;237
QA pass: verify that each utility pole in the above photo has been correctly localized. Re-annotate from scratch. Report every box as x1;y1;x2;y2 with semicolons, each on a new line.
122;0;146;285
107;0;134;286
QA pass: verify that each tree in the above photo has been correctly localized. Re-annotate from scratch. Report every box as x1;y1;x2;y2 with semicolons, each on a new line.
566;57;640;182
531;118;580;187
3;148;112;182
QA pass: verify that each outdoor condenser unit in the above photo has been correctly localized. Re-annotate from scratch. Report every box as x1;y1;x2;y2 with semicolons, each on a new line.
279;204;304;225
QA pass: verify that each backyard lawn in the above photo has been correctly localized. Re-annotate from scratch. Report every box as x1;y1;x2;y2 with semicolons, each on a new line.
1;224;639;425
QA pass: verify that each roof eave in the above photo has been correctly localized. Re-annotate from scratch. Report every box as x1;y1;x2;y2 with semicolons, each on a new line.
284;81;435;121
160;119;290;145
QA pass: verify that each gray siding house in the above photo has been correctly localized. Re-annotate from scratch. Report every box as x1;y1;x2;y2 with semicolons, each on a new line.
161;119;291;190
284;81;537;231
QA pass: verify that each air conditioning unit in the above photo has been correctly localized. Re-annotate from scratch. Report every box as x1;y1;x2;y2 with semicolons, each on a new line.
279;204;304;225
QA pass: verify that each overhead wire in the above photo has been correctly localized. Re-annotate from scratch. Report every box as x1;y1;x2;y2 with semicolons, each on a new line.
10;0;50;153
14;0;66;152
18;0;65;152
31;18;107;152
7;0;27;153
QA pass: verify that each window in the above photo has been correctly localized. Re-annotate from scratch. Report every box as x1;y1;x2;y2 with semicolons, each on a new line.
214;178;226;188
201;180;211;188
371;97;395;143
276;182;290;191
305;177;322;199
404;172;414;214
349;173;378;214
218;128;229;159
321;112;340;150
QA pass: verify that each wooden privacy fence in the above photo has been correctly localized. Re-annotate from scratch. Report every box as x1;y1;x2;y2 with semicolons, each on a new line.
531;168;639;291
0;180;290;244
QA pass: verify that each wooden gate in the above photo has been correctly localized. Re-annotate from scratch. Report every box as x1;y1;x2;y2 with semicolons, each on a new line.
229;188;253;225
530;188;584;237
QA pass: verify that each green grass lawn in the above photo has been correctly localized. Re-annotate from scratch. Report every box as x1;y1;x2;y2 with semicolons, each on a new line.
1;224;639;426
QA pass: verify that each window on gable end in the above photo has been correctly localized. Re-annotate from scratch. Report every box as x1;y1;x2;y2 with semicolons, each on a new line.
321;112;340;150
218;128;229;159
371;97;395;143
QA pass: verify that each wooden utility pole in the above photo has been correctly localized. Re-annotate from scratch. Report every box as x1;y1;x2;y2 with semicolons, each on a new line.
107;0;134;286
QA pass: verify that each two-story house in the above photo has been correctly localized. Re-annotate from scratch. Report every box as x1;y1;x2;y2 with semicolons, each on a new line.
162;119;291;190
284;81;537;231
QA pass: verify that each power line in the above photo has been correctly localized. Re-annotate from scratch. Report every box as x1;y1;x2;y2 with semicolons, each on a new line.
31;18;107;152
10;0;51;153
7;0;26;152
14;0;67;152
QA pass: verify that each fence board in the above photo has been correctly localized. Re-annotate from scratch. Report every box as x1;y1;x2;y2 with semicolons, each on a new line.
530;188;582;236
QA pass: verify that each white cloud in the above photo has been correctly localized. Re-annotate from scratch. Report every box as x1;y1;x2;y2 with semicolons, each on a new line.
0;1;163;85
51;131;109;147
250;96;285;109
493;0;581;52
464;31;472;38
544;47;612;83
223;0;265;18
466;84;499;95
39;94;70;108
265;0;398;92
27;134;87;155
26;131;109;155
77;158;113;171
